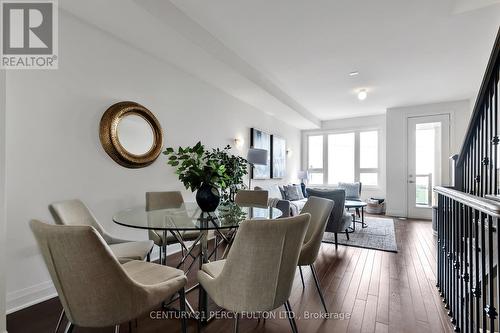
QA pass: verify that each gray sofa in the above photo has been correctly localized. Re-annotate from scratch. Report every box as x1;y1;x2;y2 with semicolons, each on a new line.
254;185;306;217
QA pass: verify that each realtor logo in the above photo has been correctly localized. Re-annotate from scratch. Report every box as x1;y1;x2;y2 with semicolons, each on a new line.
1;0;58;69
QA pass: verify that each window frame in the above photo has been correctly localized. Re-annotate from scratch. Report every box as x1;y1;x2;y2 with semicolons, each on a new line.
304;128;381;188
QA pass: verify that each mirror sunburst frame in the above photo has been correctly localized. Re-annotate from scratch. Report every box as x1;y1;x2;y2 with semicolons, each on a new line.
99;101;163;168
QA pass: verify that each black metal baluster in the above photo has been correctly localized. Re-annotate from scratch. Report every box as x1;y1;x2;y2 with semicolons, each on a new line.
463;203;469;333
475;131;478;196
485;215;497;333
437;194;443;296
488;92;493;195
458;201;463;332
480;212;487;333
474;209;480;333
443;197;450;309
494;70;499;195
481;117;485;196
469;206;475;332
496;215;500;333
452;200;457;328
446;197;451;310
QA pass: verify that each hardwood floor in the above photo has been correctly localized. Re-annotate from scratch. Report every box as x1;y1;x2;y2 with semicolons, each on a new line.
7;218;453;333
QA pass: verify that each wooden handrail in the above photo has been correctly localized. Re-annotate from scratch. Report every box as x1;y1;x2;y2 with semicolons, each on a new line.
434;185;500;216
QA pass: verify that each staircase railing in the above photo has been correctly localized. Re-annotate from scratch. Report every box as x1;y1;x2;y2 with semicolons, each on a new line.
435;186;500;333
435;27;500;333
455;29;500;195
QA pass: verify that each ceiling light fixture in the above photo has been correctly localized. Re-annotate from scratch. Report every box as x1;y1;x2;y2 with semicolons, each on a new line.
358;89;368;100
349;71;359;77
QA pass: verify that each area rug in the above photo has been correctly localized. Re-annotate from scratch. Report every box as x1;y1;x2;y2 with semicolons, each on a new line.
322;217;398;252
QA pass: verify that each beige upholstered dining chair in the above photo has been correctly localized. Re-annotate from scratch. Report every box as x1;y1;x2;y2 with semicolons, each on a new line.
30;220;188;333
234;189;269;207
198;214;311;333
297;196;334;313
146;191;200;265
49;199;153;264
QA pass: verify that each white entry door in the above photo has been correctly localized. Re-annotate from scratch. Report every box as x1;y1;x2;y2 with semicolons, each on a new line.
407;114;450;219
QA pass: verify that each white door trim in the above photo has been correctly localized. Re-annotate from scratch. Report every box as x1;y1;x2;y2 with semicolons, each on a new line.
406;113;451;219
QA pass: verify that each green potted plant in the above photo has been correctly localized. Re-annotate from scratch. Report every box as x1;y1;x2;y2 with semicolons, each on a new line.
163;142;247;212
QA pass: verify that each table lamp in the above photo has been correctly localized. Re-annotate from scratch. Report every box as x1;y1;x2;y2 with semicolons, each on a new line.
297;170;309;197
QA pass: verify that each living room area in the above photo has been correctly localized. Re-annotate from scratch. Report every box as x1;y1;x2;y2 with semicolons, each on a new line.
1;1;500;333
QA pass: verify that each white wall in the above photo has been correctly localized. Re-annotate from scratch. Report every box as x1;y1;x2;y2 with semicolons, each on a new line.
1;69;7;333
301;114;387;200
5;11;301;313
385;100;471;217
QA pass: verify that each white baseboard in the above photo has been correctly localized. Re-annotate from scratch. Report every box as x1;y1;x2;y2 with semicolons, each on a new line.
6;280;57;314
6;245;182;314
385;210;406;218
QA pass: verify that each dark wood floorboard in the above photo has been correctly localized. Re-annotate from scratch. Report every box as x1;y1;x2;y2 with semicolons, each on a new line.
7;218;453;333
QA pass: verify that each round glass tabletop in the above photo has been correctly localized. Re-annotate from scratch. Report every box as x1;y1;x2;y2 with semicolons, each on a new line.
345;200;367;208
113;201;283;231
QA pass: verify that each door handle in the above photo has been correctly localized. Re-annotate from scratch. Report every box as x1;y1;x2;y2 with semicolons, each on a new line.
408;180;415;183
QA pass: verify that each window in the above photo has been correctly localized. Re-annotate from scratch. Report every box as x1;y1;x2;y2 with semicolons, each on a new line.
306;130;380;186
307;135;324;184
359;130;379;186
328;133;355;183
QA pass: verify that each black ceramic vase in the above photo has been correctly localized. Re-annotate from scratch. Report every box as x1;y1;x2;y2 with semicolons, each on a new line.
196;183;220;212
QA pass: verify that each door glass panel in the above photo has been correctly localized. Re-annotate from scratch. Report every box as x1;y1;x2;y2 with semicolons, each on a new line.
415;122;442;207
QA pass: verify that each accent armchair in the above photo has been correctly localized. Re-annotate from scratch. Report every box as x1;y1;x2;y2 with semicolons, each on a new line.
305;188;352;249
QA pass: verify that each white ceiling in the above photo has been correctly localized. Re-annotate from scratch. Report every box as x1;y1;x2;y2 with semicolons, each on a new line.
61;1;500;128
169;0;500;120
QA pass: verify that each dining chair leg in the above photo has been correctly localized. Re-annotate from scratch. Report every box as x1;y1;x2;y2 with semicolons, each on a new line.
345;229;350;240
214;236;218;260
310;264;328;313
298;266;305;289
284;300;298;333
179;288;187;333
233;313;240;333
334;233;338;249
63;322;74;333
114;324;120;333
55;309;65;333
162;245;167;265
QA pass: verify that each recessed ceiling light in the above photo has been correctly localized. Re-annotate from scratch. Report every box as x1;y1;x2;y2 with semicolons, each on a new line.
349;71;359;77
358;89;367;100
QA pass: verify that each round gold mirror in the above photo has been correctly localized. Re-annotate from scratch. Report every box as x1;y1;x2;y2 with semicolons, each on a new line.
99;101;163;168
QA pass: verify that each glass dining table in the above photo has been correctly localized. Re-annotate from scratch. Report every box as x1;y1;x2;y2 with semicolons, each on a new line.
113;201;282;322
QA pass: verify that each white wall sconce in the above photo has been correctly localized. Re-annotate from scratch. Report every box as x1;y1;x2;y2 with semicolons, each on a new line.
234;137;245;149
286;148;293;157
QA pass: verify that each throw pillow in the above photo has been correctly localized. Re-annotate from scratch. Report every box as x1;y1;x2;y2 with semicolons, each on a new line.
279;186;286;199
268;185;283;199
284;184;304;201
338;182;361;199
292;184;305;199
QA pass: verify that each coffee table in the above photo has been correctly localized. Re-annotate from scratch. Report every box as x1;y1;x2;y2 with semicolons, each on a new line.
345;200;368;230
